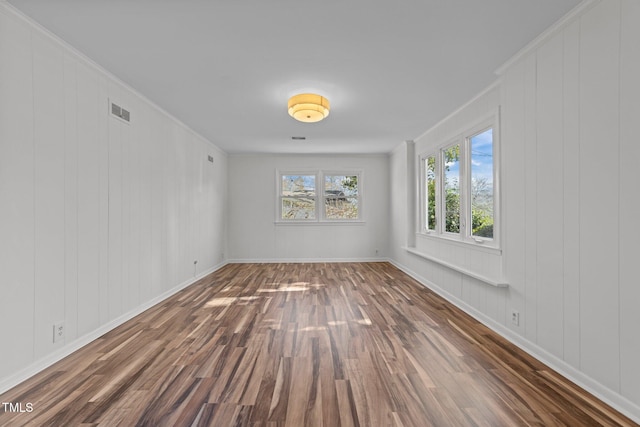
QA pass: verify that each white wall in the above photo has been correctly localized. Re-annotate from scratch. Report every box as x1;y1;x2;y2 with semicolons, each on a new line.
228;154;389;261
0;4;227;390
390;0;640;421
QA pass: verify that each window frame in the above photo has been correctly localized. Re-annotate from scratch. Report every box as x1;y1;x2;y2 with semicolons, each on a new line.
276;169;363;223
418;112;500;249
322;172;362;221
278;172;318;221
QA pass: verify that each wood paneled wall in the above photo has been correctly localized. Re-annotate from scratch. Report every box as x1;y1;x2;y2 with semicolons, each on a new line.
391;0;640;421
0;5;227;389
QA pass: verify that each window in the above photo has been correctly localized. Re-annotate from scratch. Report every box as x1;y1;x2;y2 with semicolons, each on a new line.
420;117;499;246
324;174;359;219
278;171;361;222
443;144;461;234
425;155;436;231
280;174;316;220
469;128;494;239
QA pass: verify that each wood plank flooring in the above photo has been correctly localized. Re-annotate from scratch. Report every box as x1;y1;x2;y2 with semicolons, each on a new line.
0;262;636;426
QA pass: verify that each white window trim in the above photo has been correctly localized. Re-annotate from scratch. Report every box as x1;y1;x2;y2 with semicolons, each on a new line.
276;169;364;223
418;108;501;249
277;169;318;222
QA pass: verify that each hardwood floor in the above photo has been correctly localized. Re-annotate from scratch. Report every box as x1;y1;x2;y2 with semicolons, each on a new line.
0;262;636;426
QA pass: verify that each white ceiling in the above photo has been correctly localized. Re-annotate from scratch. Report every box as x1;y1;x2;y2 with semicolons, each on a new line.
8;0;582;154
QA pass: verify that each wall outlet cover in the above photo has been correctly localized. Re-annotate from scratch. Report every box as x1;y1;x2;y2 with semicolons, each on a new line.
53;322;65;343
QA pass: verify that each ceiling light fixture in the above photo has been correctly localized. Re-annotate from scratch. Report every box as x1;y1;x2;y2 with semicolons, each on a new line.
287;93;330;123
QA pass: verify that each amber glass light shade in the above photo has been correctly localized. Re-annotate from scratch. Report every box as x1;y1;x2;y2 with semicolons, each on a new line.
287;93;330;123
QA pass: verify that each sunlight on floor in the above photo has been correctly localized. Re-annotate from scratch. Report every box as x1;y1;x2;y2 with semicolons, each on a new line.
205;296;260;307
257;281;314;293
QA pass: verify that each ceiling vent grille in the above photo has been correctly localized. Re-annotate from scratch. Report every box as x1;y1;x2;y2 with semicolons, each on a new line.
110;101;131;123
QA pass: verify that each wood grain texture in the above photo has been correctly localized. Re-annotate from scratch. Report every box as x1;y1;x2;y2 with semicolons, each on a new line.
0;262;636;426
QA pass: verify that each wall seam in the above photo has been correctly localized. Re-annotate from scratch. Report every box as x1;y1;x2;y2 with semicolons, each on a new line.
617;0;623;395
576;6;583;376
30;25;36;361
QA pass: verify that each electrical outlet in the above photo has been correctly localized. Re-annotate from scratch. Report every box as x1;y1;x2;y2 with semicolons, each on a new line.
53;322;65;343
510;310;520;326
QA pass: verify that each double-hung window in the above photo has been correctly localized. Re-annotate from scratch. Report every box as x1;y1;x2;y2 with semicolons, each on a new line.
420;116;499;247
280;174;317;220
278;171;361;222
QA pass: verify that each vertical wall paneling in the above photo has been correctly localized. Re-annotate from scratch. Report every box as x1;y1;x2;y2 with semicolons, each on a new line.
195;148;202;274
63;54;79;342
76;63;101;336
118;96;135;313
177;127;188;282
107;100;124;320
120;98;137;313
578;0;621;392
535;32;565;358
137;105;153;304
619;0;640;403
388;1;640;419
160;118;170;293
32;33;66;359
165;126;178;287
389;144;407;262
186;134;198;277
406;141;416;247
562;19;581;368
217;150;228;262
0;4;229;393
150;113;165;296
461;276;482;314
0;8;36;378
501;59;526;332
523;53;538;342
129;98;142;310
200;150;212;270
98;75;110;326
120;102;132;313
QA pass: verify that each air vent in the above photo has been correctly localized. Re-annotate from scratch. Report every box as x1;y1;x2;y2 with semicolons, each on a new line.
110;101;131;123
291;136;306;140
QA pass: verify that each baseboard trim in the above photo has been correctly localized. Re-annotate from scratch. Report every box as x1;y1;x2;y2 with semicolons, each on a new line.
0;261;227;395
227;257;388;264
388;259;640;424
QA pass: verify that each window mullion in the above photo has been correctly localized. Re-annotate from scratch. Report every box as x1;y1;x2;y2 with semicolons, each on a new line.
318;172;323;221
436;149;443;235
461;136;470;240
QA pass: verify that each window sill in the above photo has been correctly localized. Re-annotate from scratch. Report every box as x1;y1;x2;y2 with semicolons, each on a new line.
403;246;508;288
417;232;502;255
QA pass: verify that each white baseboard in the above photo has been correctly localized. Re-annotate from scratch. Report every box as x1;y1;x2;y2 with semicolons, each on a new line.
0;261;227;395
227;257;388;264
388;259;640;424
